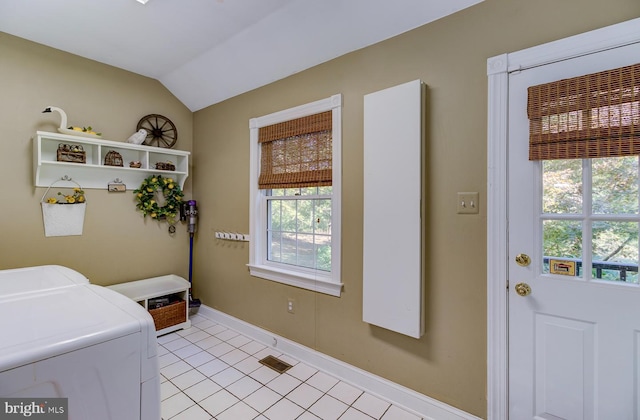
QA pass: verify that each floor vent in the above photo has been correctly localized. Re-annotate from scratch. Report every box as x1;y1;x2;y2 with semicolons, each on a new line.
259;355;292;374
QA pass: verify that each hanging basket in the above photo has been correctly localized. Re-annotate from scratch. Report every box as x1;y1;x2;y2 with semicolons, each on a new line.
41;177;86;237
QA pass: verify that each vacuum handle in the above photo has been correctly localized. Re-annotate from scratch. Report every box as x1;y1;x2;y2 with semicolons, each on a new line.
185;200;198;234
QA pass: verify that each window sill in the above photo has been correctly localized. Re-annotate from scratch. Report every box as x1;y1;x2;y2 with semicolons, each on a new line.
247;264;342;297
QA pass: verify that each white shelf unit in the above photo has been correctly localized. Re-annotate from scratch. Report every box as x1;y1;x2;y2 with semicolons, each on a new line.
34;131;190;190
107;275;192;336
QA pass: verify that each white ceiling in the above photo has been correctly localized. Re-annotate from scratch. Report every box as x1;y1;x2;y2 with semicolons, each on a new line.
0;0;482;111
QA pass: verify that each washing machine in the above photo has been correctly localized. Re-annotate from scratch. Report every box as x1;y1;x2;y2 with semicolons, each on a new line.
0;265;160;420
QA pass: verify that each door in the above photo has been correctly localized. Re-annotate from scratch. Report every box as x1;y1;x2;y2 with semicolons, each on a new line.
508;42;640;419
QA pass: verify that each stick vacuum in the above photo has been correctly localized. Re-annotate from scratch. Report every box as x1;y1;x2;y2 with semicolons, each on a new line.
185;200;201;313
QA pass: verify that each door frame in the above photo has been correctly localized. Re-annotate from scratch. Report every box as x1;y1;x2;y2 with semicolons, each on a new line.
486;17;640;420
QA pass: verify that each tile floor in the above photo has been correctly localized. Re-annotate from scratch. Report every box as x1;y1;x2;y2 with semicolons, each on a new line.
160;314;424;420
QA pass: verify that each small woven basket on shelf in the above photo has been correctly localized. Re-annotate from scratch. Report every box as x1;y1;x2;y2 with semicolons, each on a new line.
104;150;123;167
148;300;186;330
155;162;175;171
57;143;86;164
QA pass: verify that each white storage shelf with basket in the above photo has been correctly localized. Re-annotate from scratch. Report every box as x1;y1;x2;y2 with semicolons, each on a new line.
107;275;191;336
34;131;190;190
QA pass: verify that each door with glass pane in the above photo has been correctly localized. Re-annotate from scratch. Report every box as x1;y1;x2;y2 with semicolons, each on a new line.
508;42;640;419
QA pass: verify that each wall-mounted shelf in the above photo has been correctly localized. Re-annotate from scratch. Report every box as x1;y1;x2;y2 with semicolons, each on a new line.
34;131;190;190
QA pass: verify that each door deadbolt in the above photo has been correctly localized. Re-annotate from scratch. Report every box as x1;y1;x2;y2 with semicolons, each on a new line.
515;253;531;267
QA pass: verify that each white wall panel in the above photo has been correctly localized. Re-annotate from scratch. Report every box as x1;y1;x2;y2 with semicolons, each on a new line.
363;79;425;338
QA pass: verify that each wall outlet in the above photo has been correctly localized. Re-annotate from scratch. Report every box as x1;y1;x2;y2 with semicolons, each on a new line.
287;298;295;314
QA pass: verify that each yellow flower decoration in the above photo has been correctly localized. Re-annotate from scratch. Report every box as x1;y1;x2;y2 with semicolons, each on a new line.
44;187;86;205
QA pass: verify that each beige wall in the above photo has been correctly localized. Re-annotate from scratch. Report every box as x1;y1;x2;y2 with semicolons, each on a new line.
0;32;193;285
191;0;640;417
2;0;639;418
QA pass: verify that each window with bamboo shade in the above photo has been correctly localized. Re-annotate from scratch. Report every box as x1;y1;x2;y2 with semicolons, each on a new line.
248;94;343;297
528;63;640;160
258;111;332;189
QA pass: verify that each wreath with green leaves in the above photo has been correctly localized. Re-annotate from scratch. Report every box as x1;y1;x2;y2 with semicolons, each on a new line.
134;175;183;223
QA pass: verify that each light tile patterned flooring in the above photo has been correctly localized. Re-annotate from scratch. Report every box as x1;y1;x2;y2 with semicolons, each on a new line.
160;314;424;420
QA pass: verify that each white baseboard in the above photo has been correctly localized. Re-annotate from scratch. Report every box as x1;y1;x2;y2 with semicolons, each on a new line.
196;305;481;420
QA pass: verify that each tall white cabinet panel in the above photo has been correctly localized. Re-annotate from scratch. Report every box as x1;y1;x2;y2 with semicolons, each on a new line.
363;80;425;338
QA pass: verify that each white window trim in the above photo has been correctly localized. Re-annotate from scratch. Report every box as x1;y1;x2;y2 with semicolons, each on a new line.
248;94;343;297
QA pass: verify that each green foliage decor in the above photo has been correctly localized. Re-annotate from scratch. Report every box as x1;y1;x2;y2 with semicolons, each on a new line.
134;175;183;223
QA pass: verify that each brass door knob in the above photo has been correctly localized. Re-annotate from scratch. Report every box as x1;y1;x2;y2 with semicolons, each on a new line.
515;282;531;297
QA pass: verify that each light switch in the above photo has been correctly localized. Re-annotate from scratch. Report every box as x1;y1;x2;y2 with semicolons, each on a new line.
457;192;479;214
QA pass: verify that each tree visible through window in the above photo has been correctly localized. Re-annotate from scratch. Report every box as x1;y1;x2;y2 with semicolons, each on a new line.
542;156;639;283
267;187;331;271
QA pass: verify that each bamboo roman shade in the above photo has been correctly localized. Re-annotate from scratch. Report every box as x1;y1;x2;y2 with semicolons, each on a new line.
528;63;640;160
258;111;332;189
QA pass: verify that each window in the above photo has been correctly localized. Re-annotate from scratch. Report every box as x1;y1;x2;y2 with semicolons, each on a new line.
248;95;342;296
541;156;639;283
528;62;640;284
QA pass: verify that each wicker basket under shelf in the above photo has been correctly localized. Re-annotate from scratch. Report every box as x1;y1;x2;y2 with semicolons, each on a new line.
148;300;186;331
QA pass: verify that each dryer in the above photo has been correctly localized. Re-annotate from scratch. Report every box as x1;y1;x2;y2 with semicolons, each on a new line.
0;265;160;420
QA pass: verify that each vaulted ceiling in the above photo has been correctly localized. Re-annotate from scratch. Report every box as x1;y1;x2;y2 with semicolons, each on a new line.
0;0;482;111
